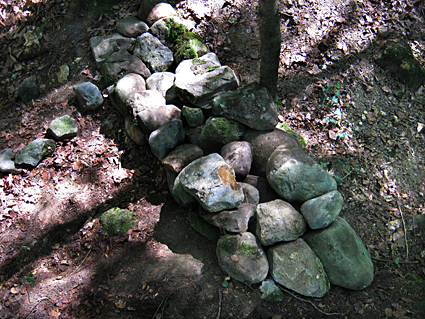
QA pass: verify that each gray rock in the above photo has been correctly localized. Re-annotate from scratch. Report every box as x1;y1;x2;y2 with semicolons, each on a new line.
16;76;39;102
146;2;177;26
200;203;256;233
182;106;204;127
46;115;78;140
240;182;260;206
266;146;337;203
268;239;330;298
175;53;239;108
131;90;181;133
162;143;204;173
100;49;151;85
175;153;245;213
0;149;23;174
201;117;246;145
243;128;301;177
300;190;344;230
256;199;306;246
200;184;258;233
73;82;103;111
259;279;284;302
134;33;174;72
221;141;253;180
116;16;149;38
303;217;374;290
216;232;269;285
15;138;56;167
146;72;177;103
212;83;278;130
124;115;147;146
90;34;135;67
243;175;279;203
149;118;185;160
113;73;147;115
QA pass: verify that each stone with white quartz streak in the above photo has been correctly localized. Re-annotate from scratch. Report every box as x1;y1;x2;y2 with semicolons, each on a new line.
174;153;245;213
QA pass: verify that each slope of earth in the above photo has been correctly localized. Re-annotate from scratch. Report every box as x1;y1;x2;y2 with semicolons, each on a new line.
0;0;424;318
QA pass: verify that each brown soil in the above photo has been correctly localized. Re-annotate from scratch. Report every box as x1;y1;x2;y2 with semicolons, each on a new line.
1;0;424;318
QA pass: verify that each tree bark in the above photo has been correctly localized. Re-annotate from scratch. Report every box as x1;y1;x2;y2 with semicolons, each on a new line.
259;0;281;99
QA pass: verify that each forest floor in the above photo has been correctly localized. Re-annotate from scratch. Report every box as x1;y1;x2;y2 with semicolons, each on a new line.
0;0;425;318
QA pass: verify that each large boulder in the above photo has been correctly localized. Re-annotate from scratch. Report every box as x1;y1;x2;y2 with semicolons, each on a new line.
243;128;301;177
134;33;174;72
300;190;344;230
212;83;279;131
256;199;306;246
266;146;337;203
174;53;239;108
268;239;329;298
174;153;245;213
303;217;374;290
216;232;269;285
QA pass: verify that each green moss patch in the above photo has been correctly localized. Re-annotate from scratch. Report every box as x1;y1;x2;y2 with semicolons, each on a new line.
100;207;136;237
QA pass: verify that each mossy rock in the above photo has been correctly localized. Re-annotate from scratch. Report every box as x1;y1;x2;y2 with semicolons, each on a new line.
166;18;209;62
100;207;136;237
376;38;425;91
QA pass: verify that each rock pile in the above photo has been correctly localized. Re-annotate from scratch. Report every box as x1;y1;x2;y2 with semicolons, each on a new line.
2;2;374;300
89;2;374;298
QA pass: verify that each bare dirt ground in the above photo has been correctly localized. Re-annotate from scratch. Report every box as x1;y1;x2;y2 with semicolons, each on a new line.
0;0;425;318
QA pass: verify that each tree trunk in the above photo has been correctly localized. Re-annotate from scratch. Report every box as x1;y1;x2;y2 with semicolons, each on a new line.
259;0;281;99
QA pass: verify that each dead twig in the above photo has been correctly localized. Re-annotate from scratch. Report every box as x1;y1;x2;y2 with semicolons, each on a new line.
217;290;222;319
280;286;342;316
371;257;418;264
68;249;92;276
397;201;409;260
24;297;51;319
